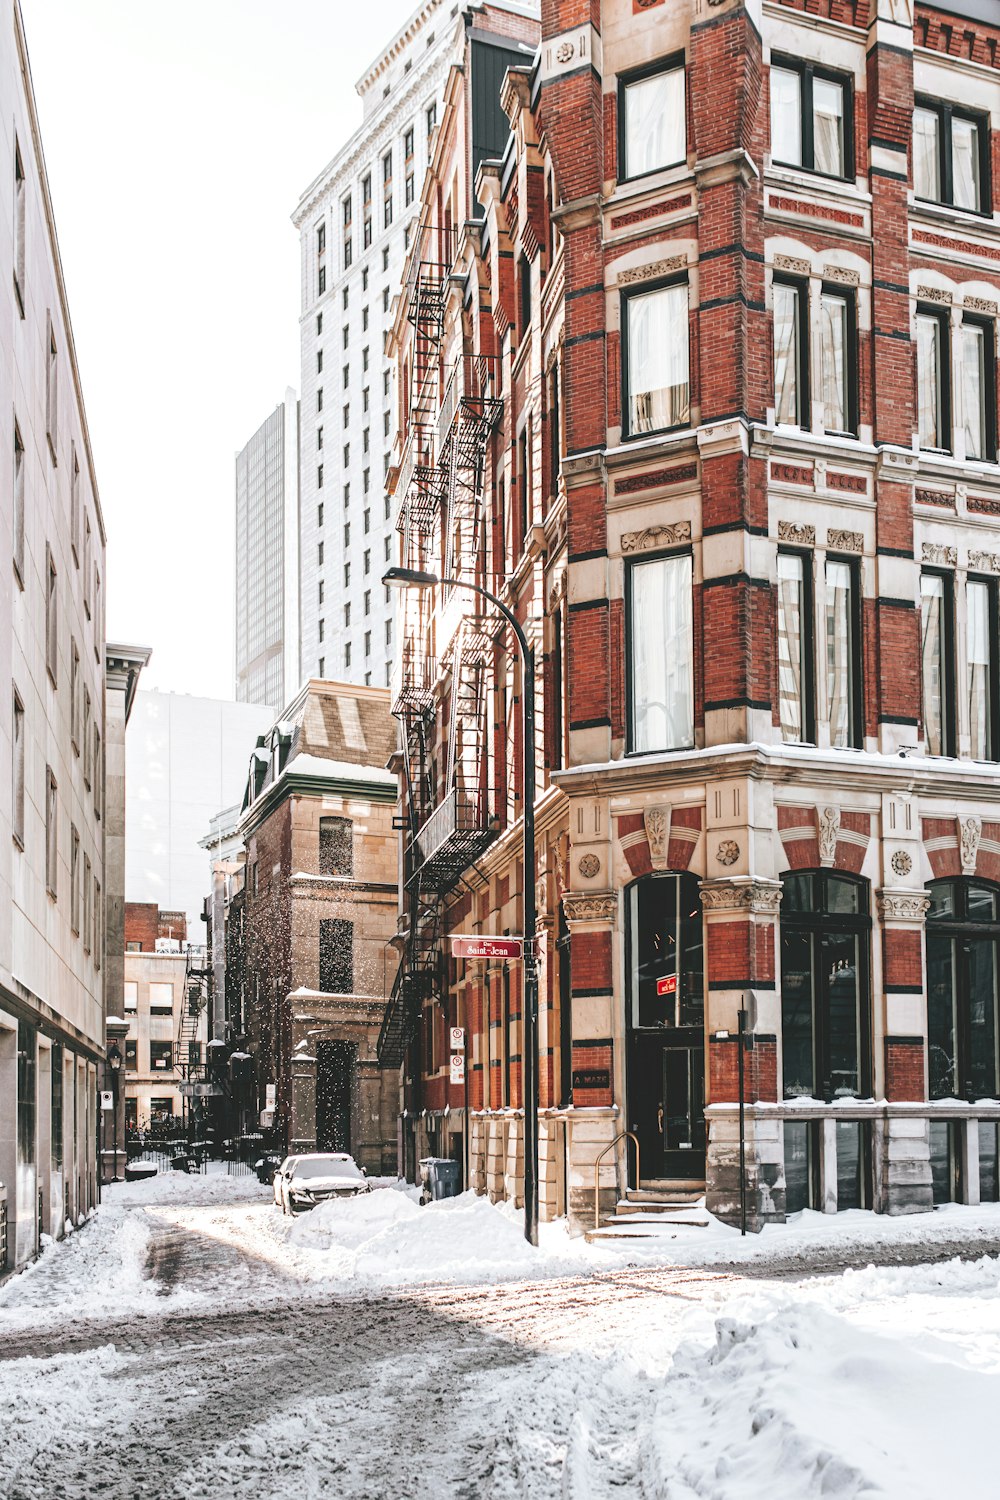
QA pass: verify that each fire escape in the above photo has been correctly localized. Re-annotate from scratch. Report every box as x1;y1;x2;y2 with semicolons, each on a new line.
379;240;502;1068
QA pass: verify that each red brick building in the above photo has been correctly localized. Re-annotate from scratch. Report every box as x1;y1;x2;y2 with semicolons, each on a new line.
386;0;1000;1227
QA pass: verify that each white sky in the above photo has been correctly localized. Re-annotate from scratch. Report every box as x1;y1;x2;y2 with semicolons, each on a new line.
19;0;419;697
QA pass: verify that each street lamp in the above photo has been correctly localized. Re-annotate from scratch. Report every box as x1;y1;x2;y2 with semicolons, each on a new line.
384;566;539;1247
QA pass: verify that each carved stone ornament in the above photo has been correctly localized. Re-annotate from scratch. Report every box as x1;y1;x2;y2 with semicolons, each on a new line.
777;520;816;546
716;839;740;867
964;296;998;317
823;265;861;286
617;256;687;286
917;285;951;305
877;891;930;922
699;880;783;914
826;529;863;554
921;541;958;567
890;849;913;877
555;40;575;62
960;815;982;877
644;806;669;871
577;853;601;879
772;253;810;277
562;890;618;926
621;520;692;554
877;0;913;23
969;551;1000;575
818;806;841;867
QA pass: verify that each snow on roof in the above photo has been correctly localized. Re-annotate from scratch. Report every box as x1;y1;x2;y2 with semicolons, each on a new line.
286;752;396;786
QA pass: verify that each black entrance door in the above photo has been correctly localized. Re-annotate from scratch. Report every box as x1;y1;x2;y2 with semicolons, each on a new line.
625;873;706;1182
628;1029;705;1180
316;1040;354;1152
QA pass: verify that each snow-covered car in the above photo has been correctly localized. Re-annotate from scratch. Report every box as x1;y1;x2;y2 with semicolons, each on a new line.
273;1153;370;1214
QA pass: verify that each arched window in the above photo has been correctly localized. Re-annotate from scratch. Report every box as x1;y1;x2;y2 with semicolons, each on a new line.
780;870;871;1100
926;879;1000;1101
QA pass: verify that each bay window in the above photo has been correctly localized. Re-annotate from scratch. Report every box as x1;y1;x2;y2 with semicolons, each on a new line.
770;58;851;179
777;551;813;742
619;57;686;180
920;570;954;756
914;99;989;214
628;551;693;753
825;558;860;749
622;280;690;437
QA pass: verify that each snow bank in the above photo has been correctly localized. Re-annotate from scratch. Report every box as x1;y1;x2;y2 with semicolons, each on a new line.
646;1300;1000;1498
0;1345;131;1495
110;1161;267;1207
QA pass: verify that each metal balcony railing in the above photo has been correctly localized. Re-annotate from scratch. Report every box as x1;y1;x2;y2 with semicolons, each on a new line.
408;787;497;890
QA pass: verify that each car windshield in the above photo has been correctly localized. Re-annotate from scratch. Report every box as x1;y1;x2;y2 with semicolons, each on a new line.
293;1157;361;1181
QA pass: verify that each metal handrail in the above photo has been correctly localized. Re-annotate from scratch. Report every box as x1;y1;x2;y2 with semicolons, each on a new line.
593;1130;640;1231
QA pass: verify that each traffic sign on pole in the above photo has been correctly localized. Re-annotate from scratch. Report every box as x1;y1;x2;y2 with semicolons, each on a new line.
450;1027;466;1051
449;1053;465;1084
450;936;524;960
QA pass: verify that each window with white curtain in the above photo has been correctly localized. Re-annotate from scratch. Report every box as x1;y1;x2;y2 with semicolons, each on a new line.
967;579;996;761
773;280;805;426
620;61;686;180
770;59;850;179
777;552;811;742
624;281;690;436
921;572;951;756
820;288;853;434
913;98;987;213
825;559;858;748
917;309;948;452
961;319;994;462
629;553;693;753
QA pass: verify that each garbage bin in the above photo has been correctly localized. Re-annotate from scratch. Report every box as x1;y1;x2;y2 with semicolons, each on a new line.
170;1154;191;1174
419;1157;462;1202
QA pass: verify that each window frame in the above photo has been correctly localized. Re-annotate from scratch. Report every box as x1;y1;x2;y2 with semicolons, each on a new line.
776;547;816;744
824;553;864;751
926;878;1000;1100
913;96;991;216
920;566;956;757
819;280;859;438
966;572;1000;762
619;273;691;442
960;312;997;463
616;52;687;185
772;274;810;430
769;55;854;182
625;546;695;755
916;302;952;454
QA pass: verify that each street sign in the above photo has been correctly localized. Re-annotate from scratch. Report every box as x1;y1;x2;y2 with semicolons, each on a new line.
449;1053;465;1084
99;1091;114;1112
656;974;678;997
451;936;524;960
265;1083;276;1110
450;1027;466;1051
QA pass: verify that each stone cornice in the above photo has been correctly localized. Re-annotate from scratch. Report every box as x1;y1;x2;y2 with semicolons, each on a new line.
699;879;783;915
563;890;618;927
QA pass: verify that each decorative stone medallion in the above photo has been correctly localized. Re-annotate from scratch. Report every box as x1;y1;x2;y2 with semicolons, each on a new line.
577;853;600;879
716;839;739;867
890;849;913;877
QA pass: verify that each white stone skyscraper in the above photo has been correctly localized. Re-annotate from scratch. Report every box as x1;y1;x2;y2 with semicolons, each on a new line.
292;0;537;689
234;390;299;710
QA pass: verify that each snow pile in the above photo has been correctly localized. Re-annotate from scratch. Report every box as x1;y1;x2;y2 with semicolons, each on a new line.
0;1345;131;1496
646;1300;1000;1498
281;1188;592;1286
110;1161;267;1207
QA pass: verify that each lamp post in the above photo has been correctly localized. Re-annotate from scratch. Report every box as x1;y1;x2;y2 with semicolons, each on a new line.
384;566;539;1247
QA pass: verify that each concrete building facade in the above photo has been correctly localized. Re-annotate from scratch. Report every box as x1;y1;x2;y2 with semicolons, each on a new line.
234;391;299;711
387;0;1000;1230
121;905;209;1136
292;0;537;694
0;0;110;1273
238;681;400;1172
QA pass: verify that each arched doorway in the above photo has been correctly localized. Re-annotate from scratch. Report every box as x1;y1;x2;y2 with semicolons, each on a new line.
625;872;705;1180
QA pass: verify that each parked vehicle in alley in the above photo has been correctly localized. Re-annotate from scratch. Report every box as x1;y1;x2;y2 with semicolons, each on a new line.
273;1153;370;1213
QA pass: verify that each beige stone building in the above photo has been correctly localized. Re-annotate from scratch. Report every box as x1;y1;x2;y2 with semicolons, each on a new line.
238;681;399;1170
120;905;208;1135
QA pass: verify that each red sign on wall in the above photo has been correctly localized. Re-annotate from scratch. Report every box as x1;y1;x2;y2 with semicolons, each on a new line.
656;974;678;997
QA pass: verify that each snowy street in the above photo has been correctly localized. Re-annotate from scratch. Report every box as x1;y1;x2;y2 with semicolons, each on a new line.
3;1171;1000;1497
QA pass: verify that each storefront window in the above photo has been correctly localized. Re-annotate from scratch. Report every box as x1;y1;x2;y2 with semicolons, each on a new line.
926;879;1000;1100
780;871;870;1099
